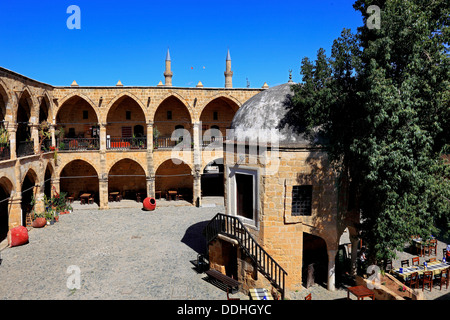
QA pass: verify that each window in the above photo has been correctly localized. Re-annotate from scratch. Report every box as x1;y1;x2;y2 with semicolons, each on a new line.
83;110;88;119
167;111;172;120
235;173;254;220
213;111;218;120
126;111;131;120
291;185;312;216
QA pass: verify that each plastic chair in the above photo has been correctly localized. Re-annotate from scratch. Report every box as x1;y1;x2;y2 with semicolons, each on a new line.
422;271;433;292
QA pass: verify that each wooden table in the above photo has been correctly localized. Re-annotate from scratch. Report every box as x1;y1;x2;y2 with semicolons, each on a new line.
347;285;375;300
167;190;178;201
80;193;91;205
249;288;274;300
109;192;119;202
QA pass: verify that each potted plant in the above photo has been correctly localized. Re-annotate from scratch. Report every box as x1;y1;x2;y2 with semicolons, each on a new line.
32;210;47;228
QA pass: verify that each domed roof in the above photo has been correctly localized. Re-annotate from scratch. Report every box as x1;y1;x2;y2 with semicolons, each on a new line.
230;83;317;146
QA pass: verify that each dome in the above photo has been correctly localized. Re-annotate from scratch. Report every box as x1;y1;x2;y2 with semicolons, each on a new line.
230;83;315;146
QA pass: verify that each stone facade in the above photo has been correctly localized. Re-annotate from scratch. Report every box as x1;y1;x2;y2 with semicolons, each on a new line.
0;62;264;242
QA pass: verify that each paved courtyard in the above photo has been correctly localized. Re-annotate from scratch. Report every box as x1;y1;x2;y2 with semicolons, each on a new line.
0;199;449;300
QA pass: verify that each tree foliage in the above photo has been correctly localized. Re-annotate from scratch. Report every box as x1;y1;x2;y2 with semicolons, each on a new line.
290;0;450;262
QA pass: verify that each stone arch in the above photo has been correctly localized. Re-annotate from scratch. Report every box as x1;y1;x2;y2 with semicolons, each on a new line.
153;92;193;122
108;158;147;200
21;168;39;226
14;86;38;124
155;158;193;201
0;80;11;123
44;161;56;199
106;91;147;123
39;91;54;124
106;93;148;141
201;158;224;197
302;232;329;288
59;159;100;203
56;92;100;123
197;94;241;121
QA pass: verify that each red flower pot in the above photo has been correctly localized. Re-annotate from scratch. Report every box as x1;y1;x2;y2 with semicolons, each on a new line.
32;217;47;228
143;197;156;211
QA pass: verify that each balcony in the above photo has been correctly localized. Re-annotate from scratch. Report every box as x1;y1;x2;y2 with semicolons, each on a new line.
106;137;147;150
17;140;34;158
0;143;10;161
154;137;193;150
58;138;100;151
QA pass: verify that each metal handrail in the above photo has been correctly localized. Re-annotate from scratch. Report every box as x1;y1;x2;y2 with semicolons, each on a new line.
205;213;287;299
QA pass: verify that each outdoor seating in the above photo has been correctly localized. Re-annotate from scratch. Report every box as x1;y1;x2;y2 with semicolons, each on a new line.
305;293;312;300
401;260;410;268
438;268;449;290
412;257;420;266
427;258;436;263
429;239;437;256
406;272;419;289
422;271;433;292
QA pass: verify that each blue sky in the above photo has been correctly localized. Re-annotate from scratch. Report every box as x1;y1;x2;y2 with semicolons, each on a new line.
0;0;363;88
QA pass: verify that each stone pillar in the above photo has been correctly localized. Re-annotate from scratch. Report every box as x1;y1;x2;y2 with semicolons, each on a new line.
7;125;17;159
52;177;60;195
30;122;39;154
99;123;107;151
193;165;202;207
99;176;109;210
193;122;201;167
327;248;337;291
147;176;155;199
8;194;22;229
50;123;56;147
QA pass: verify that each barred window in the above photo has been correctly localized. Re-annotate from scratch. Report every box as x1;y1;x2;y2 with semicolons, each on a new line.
292;185;312;216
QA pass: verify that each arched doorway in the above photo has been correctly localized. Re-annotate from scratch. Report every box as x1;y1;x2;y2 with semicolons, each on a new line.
21;170;38;227
108;159;146;201
201;159;224;197
60;160;99;203
155;159;193;202
0;177;13;242
302;233;328;288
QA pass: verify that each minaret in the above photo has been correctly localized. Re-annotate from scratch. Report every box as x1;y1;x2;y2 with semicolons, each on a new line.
224;49;233;88
164;48;173;87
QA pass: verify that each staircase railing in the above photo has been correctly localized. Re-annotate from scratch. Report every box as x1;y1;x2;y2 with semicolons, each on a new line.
204;213;287;299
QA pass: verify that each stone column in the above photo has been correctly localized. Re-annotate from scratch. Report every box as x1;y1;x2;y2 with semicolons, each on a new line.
99;175;109;210
8;194;22;229
30;121;39;154
193;165;202;207
7;125;17;159
192;122;201;167
327;248;337;291
147;176;155;198
51;177;60;195
99;123;107;151
50;123;56;147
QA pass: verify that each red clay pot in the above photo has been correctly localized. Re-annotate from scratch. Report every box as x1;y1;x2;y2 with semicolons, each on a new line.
32;217;47;228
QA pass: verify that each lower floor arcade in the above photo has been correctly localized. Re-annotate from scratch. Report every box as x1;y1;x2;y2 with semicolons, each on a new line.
0;151;226;243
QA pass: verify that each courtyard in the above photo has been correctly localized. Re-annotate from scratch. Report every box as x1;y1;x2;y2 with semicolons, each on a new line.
0;200;449;300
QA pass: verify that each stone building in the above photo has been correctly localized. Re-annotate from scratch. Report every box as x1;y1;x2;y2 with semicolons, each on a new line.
0;50;264;242
205;82;360;298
